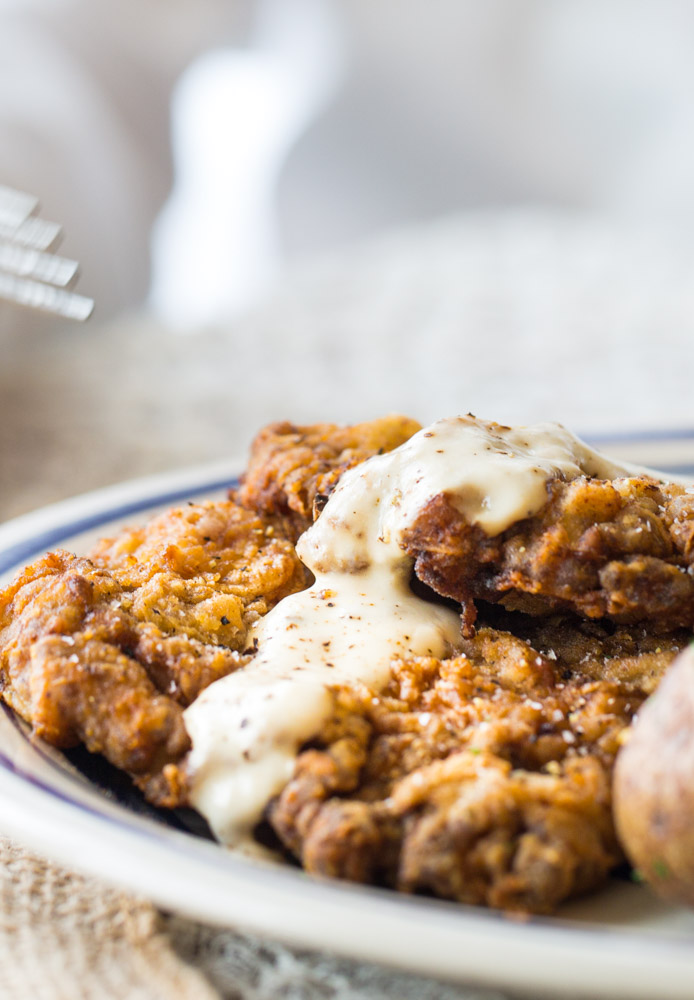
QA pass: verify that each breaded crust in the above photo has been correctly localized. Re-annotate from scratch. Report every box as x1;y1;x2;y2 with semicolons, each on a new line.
403;476;694;635
0;500;309;806
269;628;645;913
235;415;421;539
502;611;687;694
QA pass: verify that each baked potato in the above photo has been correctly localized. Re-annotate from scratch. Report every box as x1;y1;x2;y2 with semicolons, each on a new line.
614;644;694;905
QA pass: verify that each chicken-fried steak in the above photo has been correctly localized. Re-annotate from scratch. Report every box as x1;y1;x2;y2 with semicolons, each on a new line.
1;413;691;916
269;628;645;913
0;500;308;805
403;476;694;635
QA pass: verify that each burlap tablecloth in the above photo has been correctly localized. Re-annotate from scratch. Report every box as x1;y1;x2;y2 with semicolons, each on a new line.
2;209;694;997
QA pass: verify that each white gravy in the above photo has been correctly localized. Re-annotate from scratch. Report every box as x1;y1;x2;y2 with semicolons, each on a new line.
183;415;630;846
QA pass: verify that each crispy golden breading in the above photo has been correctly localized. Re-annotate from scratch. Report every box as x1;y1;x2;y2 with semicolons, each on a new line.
235;414;421;539
90;499;311;636
269;628;644;913
0;551;196;804
403;476;694;636
504;612;688;694
0;500;309;805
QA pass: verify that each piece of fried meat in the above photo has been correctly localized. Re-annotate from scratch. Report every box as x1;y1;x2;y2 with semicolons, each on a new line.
235;417;694;638
403;475;694;635
235;414;421;539
0;500;308;805
268;627;645;913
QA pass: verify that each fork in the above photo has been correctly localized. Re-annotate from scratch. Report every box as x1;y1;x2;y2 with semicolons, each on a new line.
0;184;94;321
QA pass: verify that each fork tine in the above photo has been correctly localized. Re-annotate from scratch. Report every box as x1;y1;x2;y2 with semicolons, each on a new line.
0;215;63;251
0;241;78;287
0;185;93;320
0;272;94;321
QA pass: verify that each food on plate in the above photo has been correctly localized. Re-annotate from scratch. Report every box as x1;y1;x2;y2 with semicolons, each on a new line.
614;644;694;907
498;612;686;695
268;629;643;912
0;413;692;913
404;462;694;637
0;501;308;804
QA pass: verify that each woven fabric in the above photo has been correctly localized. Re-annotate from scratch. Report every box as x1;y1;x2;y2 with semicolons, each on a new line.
0;838;218;1000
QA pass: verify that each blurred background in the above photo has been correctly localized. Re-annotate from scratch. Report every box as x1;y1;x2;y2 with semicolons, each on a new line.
3;0;694;517
152;0;694;327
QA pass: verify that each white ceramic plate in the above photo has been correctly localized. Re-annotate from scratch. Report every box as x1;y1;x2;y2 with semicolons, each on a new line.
2;435;694;1000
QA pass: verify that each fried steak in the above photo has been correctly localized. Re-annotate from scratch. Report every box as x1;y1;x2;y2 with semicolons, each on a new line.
403;476;694;636
235;414;421;539
0;500;307;804
0;415;689;914
269;629;644;913
237;418;694;636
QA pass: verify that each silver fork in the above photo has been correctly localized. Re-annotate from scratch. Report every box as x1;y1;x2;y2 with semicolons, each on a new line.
0;184;94;321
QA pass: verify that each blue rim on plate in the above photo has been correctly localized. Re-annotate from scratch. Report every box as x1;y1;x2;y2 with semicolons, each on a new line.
1;440;694;999
583;427;694;477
